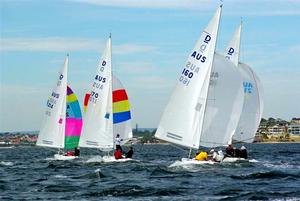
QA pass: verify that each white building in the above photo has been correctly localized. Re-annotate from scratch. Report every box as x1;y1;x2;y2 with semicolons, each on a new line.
267;124;286;135
288;124;300;135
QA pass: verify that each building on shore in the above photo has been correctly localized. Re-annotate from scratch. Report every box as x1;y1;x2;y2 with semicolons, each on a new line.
288;124;300;135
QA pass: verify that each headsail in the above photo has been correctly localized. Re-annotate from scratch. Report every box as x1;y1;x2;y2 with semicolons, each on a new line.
37;56;68;148
64;86;83;149
199;53;244;147
155;6;222;149
83;75;132;146
79;37;113;150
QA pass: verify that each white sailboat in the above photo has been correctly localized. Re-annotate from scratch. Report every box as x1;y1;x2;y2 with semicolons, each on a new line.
224;22;264;144
155;5;244;165
79;36;133;162
37;55;83;160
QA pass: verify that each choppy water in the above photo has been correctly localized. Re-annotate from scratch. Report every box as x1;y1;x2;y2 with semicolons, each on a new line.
1;143;300;200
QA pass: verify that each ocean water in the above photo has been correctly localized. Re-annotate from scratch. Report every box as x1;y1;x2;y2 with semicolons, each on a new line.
1;143;300;201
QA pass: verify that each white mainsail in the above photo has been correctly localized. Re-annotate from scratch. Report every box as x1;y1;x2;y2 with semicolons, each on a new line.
37;56;68;148
224;22;264;143
199;53;244;147
224;22;241;66
79;37;113;149
155;6;222;149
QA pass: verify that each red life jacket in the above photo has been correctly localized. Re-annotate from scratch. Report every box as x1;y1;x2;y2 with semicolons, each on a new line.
114;150;122;159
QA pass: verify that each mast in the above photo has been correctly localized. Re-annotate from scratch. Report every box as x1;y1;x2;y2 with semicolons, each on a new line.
199;4;222;147
109;33;114;150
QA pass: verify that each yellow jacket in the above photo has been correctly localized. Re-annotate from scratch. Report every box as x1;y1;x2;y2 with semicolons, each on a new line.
195;152;208;161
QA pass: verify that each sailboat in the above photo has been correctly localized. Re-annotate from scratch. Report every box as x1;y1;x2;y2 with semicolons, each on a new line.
224;22;264;145
79;36;133;162
155;5;244;165
37;55;83;160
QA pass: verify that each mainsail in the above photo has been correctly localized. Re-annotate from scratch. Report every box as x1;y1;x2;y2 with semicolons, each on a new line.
37;56;68;148
79;36;132;150
79;37;113;149
155;6;222;149
224;22;264;143
199;53;244;147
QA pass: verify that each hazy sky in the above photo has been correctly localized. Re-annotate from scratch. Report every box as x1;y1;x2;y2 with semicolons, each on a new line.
1;0;300;132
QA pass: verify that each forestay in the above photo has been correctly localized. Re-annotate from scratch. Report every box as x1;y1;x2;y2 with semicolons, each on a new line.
37;56;68;148
155;6;222;149
79;37;113;150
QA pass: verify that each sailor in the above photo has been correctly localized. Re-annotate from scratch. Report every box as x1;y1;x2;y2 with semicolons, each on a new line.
234;147;241;158
66;150;74;156
114;147;123;159
114;134;123;152
240;146;248;159
211;149;224;162
195;151;208;161
225;144;234;157
74;147;80;156
125;146;133;158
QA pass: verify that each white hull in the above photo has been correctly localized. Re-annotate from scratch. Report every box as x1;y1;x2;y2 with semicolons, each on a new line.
54;154;77;161
222;157;246;163
102;155;133;163
169;158;216;168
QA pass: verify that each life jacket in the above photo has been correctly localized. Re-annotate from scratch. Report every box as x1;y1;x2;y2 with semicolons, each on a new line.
195;152;208;161
114;150;123;159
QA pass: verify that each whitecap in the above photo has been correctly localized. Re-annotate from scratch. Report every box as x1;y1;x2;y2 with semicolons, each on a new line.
86;155;103;163
54;174;68;178
0;161;13;166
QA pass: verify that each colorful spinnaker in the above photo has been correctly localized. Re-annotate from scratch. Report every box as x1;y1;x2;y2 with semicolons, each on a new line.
65;86;83;149
83;75;132;145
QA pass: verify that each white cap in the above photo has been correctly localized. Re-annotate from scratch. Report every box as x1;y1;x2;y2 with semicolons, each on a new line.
241;146;246;150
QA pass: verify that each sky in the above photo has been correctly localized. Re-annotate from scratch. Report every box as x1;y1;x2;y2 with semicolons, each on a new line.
0;0;300;132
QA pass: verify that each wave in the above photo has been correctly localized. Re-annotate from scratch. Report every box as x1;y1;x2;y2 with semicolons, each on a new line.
83;184;182;197
0;161;14;166
231;170;300;180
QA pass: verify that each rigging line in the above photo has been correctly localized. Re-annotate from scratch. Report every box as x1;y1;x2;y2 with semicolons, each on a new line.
232;136;255;144
169;143;191;154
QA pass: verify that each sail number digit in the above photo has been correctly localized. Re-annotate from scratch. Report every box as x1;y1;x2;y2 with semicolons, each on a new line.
89;91;99;103
179;61;200;86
